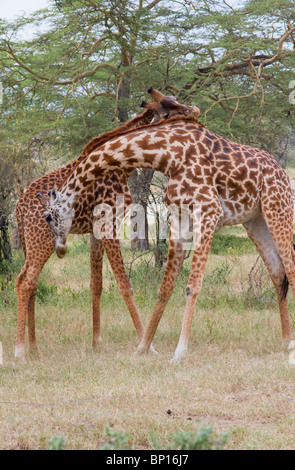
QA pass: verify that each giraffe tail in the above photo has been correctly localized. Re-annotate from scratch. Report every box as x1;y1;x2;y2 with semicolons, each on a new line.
281;274;289;301
281;243;295;300
16;202;26;258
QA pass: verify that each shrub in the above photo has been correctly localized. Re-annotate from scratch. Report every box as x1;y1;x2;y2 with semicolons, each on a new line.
48;436;67;450
168;425;229;450
37;280;58;303
99;425;229;450
100;427;132;450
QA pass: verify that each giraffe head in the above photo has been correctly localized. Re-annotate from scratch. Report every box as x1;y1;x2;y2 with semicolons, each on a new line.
140;87;200;122
36;188;75;258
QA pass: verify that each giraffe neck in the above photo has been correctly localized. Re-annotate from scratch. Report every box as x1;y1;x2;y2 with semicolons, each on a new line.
58;109;153;190
24;110;154;197
60;116;201;204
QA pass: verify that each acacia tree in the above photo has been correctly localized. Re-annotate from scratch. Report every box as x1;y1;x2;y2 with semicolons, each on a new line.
1;0;294;259
2;0;294;149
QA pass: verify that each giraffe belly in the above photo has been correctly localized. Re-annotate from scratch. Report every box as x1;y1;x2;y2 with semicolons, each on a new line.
215;196;260;232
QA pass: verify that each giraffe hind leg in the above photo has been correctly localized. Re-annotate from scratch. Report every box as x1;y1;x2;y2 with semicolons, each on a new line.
15;263;46;360
282;244;295;300
28;287;39;357
243;213;292;343
90;234;104;348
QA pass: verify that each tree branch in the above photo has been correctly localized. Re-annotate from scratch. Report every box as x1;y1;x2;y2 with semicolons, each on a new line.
145;0;163;10
0;43;116;85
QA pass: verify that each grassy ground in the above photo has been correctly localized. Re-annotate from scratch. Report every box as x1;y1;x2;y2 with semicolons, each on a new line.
1;228;295;450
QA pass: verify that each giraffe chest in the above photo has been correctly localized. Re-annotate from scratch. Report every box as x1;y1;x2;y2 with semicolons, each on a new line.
70;202;93;234
69;177;133;235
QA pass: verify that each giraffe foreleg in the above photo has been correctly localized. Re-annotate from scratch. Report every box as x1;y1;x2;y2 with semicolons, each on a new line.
136;237;186;354
172;218;217;361
102;238;147;344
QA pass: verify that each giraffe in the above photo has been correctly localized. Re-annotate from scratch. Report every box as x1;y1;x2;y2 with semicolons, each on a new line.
14;91;200;361
42;89;295;361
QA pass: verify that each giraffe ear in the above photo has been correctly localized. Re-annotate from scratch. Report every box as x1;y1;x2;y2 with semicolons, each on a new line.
160;97;179;110
48;186;60;204
36;192;49;208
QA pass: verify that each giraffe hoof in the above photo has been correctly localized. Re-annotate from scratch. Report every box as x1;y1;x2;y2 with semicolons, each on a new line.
15;346;26;361
135;342;150;355
171;345;187;362
92;336;102;350
288;340;295;351
282;336;293;349
149;344;159;355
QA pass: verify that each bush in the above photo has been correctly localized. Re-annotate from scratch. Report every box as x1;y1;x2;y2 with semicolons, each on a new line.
48;436;67;450
37;280;58;303
168;425;229;450
100;427;132;450
99;425;229;450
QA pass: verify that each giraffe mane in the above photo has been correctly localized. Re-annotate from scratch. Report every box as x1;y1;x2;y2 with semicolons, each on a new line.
58;114;204;190
55;109;152;190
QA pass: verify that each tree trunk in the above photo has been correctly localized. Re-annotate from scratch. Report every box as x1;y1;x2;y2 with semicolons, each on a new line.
0;212;12;267
117;77;130;123
154;210;167;267
129;169;154;251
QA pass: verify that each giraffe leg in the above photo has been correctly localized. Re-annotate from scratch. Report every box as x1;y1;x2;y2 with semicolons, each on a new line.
259;181;295;338
15;264;29;361
136;238;186;354
15;231;54;361
27;286;39;356
259;195;295;341
172;223;216;361
243;214;292;343
90;234;104;348
102;238;147;343
15;262;48;360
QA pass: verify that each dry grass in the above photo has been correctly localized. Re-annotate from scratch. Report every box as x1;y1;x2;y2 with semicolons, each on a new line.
1;234;295;450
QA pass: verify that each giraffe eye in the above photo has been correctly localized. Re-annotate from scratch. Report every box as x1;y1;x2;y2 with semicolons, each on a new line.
46;214;53;223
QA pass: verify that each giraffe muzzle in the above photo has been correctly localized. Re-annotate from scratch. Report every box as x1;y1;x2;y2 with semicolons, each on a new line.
56;245;67;259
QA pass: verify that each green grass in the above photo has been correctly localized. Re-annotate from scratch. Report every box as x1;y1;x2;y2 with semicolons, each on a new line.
1;228;295;450
210;232;255;255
